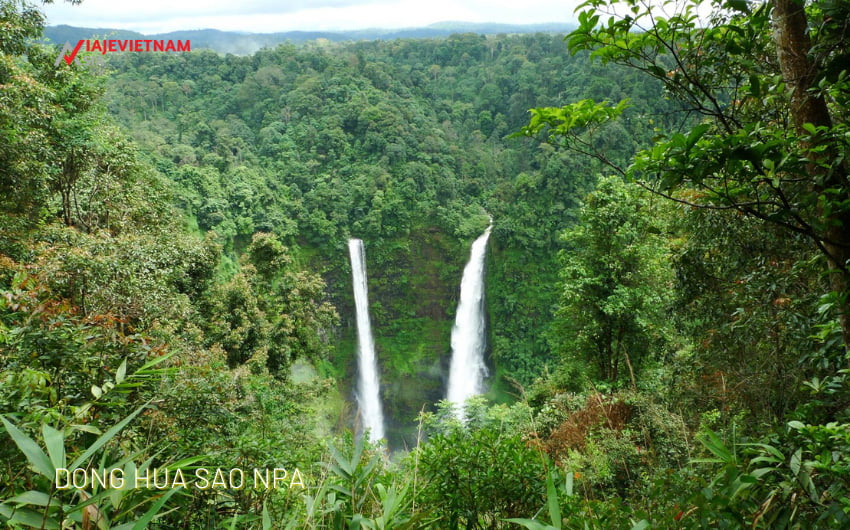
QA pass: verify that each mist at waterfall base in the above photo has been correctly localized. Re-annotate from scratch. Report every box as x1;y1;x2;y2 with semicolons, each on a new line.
348;238;386;443
446;224;492;419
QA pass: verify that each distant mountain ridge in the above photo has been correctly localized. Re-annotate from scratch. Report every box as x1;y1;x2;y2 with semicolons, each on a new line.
44;22;576;55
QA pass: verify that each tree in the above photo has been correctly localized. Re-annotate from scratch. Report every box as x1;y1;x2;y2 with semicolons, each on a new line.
0;0;55;223
520;0;850;349
416;400;547;529
551;176;673;385
202;233;338;374
671;205;828;420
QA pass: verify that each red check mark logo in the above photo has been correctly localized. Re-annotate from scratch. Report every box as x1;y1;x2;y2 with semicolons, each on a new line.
63;40;85;65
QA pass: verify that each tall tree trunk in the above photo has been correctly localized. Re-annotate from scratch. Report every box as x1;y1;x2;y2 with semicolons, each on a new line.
772;0;850;351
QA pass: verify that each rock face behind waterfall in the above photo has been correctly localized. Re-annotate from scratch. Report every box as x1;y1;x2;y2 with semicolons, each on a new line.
446;224;492;418
348;238;385;442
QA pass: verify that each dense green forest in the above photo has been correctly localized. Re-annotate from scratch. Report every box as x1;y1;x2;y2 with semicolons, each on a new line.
2;0;849;528
98;30;669;446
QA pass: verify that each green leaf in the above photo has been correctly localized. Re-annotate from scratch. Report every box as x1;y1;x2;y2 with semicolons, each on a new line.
0;416;54;479
8;490;59;507
164;455;206;470
699;429;734;464
42;424;65;472
116;359;127;384
745;442;785;461
69;404;147;470
748;74;761;97
328;443;352;477
750;467;774;479
7;507;60;529
262;502;272;530
789;447;802;476
686;123;710;150
546;471;561;529
71;424;103;435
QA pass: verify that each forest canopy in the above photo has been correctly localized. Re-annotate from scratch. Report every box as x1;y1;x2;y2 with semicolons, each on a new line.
1;0;849;527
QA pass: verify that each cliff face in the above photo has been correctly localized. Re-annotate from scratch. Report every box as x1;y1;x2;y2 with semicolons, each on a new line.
325;225;467;448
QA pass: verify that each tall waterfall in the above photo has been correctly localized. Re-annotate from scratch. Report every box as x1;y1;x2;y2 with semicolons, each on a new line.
348;239;385;442
446;224;492;418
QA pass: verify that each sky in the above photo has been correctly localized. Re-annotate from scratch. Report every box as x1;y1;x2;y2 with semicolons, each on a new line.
42;0;584;34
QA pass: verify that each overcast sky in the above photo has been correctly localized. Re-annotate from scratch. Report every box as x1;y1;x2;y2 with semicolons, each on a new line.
42;0;583;34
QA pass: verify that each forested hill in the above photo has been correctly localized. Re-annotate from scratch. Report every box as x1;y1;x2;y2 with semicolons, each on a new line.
3;0;850;527
45;22;577;54
102;33;668;444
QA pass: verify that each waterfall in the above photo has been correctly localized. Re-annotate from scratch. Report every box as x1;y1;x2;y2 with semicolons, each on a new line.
446;223;492;418
348;239;385;442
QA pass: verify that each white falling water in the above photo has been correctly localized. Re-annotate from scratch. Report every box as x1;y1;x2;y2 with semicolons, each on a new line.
348;239;385;442
446;223;492;418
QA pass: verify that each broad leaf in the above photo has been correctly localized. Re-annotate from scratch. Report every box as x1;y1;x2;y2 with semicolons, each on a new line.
0;416;54;479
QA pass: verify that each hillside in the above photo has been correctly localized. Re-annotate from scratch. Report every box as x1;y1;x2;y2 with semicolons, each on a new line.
45;22;577;54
